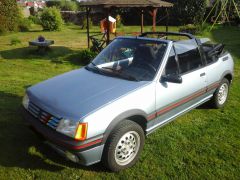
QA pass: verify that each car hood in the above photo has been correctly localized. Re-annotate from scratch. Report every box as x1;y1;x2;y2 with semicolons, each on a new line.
27;68;149;120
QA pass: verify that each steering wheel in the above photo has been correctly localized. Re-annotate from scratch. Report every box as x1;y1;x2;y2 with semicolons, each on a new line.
135;61;157;73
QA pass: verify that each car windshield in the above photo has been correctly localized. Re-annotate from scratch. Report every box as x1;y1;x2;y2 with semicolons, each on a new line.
86;38;168;81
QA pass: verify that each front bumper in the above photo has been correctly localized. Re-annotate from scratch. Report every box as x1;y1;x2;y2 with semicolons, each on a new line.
22;107;104;166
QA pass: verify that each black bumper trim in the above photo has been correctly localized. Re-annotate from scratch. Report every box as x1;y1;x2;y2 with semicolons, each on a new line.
22;107;102;152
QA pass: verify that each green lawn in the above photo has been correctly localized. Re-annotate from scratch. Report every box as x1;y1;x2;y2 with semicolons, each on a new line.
0;24;239;179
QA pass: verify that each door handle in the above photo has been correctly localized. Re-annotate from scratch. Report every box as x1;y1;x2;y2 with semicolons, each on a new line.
200;73;206;77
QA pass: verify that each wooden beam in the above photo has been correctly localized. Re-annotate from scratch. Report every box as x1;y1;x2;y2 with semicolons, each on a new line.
106;8;110;45
141;9;144;34
152;8;158;32
86;7;90;49
149;8;158;32
165;8;169;33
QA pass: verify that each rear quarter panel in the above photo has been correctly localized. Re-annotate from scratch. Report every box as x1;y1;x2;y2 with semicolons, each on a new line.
206;53;234;86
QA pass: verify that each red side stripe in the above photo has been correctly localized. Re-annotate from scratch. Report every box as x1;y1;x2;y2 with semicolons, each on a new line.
156;89;205;116
147;81;220;121
147;113;157;121
69;139;103;150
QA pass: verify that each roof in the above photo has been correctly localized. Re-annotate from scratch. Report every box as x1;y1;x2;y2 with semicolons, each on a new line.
80;0;173;8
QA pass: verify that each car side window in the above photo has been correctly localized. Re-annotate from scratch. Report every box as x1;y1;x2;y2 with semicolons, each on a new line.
164;48;179;76
174;39;203;74
202;43;218;64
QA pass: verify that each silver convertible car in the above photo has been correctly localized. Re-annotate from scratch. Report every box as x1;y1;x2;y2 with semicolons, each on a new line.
22;32;234;172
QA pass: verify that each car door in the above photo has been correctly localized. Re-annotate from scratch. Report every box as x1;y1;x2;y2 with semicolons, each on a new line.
147;40;208;132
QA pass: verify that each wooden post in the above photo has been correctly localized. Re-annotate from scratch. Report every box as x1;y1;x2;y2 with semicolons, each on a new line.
152;8;158;32
86;7;90;49
106;8;110;45
141;9;144;34
149;8;158;32
166;8;169;33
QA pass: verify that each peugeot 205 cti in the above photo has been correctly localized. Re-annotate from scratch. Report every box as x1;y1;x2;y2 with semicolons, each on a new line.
22;32;234;172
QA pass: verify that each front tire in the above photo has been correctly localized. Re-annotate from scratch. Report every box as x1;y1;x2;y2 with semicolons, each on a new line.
209;78;230;108
102;120;145;172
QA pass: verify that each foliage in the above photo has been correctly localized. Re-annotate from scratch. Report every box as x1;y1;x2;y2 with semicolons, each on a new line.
179;23;211;35
10;37;21;45
46;0;78;11
116;14;123;28
81;17;93;29
78;49;97;65
18;18;32;32
170;0;207;25
40;7;64;31
197;23;211;34
179;24;198;34
45;1;61;8
0;0;21;32
60;0;78;11
28;15;41;25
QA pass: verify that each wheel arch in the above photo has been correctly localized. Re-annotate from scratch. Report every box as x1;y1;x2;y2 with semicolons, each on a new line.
221;70;233;84
102;110;148;144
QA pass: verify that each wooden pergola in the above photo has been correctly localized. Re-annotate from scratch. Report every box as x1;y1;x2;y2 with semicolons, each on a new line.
80;0;173;48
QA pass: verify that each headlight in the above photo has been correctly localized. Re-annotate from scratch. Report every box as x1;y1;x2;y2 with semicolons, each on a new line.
22;94;29;109
57;119;77;138
57;119;88;141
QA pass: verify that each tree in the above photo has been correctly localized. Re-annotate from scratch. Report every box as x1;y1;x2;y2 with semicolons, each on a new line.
171;0;207;25
0;0;21;33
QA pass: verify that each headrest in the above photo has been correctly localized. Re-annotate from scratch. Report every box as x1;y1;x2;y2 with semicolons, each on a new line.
134;46;155;62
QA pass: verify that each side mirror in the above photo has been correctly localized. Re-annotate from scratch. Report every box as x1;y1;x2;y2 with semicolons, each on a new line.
161;74;182;84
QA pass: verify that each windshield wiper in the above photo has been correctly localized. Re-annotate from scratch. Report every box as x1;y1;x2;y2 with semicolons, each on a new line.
86;62;106;75
87;63;139;81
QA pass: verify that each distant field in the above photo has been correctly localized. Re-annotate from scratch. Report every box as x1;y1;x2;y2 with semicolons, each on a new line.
0;24;239;179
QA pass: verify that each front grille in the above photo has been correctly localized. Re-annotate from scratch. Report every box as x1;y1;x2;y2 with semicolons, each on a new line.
28;102;61;130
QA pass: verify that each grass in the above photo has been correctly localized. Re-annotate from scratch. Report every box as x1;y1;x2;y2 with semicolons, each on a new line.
0;24;240;179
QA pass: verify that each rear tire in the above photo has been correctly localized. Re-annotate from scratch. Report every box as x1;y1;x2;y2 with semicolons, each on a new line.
102;120;145;172
209;78;230;109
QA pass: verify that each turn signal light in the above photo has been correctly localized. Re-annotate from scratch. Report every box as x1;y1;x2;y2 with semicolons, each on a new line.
75;123;88;141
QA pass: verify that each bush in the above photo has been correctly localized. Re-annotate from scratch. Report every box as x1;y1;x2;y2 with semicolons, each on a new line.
46;1;61;8
60;0;78;11
28;15;41;25
179;24;198;35
10;37;21;45
46;0;78;11
18;18;32;32
116;14;123;28
179;23;211;35
78;49;97;65
40;7;63;31
0;0;21;32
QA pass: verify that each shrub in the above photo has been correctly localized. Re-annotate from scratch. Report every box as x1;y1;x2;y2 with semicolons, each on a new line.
78;49;97;65
10;37;21;46
0;0;21;32
40;7;63;31
116;14;123;28
179;23;211;35
179;24;198;35
60;0;78;11
18;18;32;32
28;15;41;25
46;1;61;8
